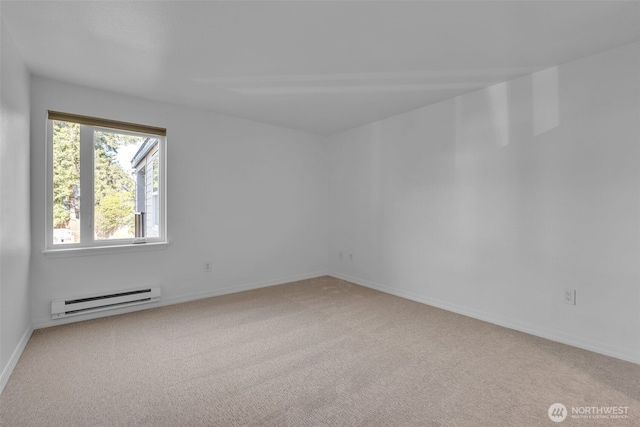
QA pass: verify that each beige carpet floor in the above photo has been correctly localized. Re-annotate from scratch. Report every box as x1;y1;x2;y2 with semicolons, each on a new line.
1;276;639;426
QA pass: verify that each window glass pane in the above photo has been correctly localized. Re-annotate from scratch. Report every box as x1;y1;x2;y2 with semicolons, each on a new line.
93;130;146;240
146;155;160;238
152;157;159;193
152;157;159;229
52;120;80;244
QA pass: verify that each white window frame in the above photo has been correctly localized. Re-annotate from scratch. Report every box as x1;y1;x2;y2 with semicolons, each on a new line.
45;113;167;252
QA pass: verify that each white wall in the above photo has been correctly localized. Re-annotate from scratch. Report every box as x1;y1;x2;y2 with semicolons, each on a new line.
328;42;640;363
30;77;328;327
0;19;32;391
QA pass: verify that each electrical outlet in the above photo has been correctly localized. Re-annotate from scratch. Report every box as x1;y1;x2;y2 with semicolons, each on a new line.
204;261;212;273
563;289;576;305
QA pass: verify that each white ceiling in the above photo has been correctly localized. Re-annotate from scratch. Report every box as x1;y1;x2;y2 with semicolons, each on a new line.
1;1;639;135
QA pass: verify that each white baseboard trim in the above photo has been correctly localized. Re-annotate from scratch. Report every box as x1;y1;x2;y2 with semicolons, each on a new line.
329;271;640;365
0;325;34;394
33;271;328;329
161;270;329;307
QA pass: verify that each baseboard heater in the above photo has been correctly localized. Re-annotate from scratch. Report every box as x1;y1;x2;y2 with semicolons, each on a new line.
52;287;161;319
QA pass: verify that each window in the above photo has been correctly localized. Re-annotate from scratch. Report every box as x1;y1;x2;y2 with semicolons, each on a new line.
47;111;166;250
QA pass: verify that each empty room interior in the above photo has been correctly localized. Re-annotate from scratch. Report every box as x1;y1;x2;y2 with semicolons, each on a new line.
1;1;639;425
